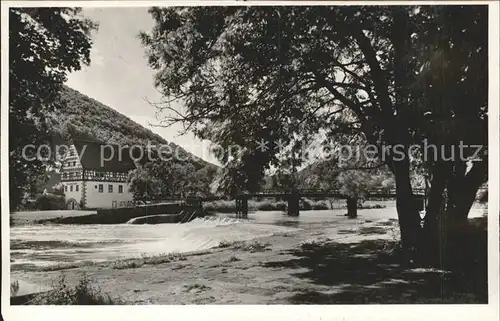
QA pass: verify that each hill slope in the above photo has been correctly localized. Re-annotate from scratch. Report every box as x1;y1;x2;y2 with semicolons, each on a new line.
48;86;217;171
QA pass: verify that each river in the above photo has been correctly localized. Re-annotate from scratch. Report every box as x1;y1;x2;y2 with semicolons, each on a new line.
10;206;487;271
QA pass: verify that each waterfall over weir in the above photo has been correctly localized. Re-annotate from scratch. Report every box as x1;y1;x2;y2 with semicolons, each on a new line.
125;210;197;224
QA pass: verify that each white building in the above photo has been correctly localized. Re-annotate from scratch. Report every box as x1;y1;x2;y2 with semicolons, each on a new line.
60;139;136;209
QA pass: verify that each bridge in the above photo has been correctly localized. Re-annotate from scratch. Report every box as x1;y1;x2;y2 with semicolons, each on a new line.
234;188;427;217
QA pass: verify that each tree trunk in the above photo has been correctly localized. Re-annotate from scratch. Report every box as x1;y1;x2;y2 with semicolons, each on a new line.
389;8;420;257
421;162;449;265
392;158;421;256
328;198;334;210
446;161;487;223
346;197;357;218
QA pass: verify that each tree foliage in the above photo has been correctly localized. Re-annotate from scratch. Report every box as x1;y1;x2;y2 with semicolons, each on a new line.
9;8;97;210
128;159;218;201
140;5;488;254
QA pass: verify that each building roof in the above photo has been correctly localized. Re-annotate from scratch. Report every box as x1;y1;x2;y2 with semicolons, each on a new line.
72;139;142;173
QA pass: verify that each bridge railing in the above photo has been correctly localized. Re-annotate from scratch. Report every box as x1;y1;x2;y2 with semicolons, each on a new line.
235;188;430;198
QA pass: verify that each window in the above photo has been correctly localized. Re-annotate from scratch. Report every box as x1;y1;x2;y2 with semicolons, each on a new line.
64;185;68;192
70;185;73;192
98;184;103;193
108;185;113;193
118;185;123;193
76;185;79;192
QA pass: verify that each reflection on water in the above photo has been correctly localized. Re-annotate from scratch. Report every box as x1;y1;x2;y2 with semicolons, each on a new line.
10;206;486;270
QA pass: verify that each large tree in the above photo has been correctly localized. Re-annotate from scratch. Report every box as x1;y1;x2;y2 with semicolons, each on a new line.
140;5;487;258
9;8;97;210
128;159;216;201
297;138;397;218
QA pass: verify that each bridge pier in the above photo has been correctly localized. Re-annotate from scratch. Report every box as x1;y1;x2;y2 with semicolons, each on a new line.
235;197;248;218
287;191;300;217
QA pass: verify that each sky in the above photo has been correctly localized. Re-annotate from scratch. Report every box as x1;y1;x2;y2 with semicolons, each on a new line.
65;7;220;165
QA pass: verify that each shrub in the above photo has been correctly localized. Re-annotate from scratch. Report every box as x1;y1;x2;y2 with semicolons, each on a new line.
35;193;66;210
112;252;187;269
359;203;386;209
11;281;20;297
204;198;329;213
477;189;487;203
203;200;236;213
254;200;287;211
237;240;271;253
301;198;329;210
226;255;241;262
183;283;211;292
217;240;269;252
217;240;243;248
29;275;123;305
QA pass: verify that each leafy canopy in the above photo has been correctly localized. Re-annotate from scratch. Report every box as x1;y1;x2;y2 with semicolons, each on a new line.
9;8;97;210
140;5;487;195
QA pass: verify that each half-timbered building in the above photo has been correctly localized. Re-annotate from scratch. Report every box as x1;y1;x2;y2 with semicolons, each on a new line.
60;139;137;209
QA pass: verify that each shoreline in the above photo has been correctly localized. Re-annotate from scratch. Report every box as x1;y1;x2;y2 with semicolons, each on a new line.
10;212;488;304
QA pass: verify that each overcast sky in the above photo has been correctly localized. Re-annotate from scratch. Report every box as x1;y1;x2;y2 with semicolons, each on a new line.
65;7;220;165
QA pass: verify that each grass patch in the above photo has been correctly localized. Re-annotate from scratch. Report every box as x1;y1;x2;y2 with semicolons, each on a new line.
112;252;186;270
183;283;211;293
377;220;397;226
237;240;271;253
11;261;95;273
217;239;270;252
27;275;124;305
300;239;332;249
226;255;241;262
338;229;356;234
11;281;20;297
41;262;94;271
359;203;386;209
358;226;388;235
217;240;243;248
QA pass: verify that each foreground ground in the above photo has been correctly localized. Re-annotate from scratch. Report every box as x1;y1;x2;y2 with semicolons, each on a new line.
11;212;487;304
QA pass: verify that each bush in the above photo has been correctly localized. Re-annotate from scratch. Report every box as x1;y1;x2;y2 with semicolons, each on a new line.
477;189;487;203
217;240;243;248
35;193;66;210
301;198;329;210
29;275;123;305
359;203;386;209
112;252;187;269
203;200;236;213
203;198;329;213
253;200;287;211
11;281;20;297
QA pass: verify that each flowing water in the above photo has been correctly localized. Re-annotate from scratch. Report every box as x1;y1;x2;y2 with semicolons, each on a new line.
10;214;297;270
10;206;487;271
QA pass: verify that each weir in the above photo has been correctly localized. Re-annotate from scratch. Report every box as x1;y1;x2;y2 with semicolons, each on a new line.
48;200;204;224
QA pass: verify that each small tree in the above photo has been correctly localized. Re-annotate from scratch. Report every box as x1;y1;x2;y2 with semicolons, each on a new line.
9;8;97;211
128;160;215;201
52;183;65;196
128;167;162;202
337;169;395;218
